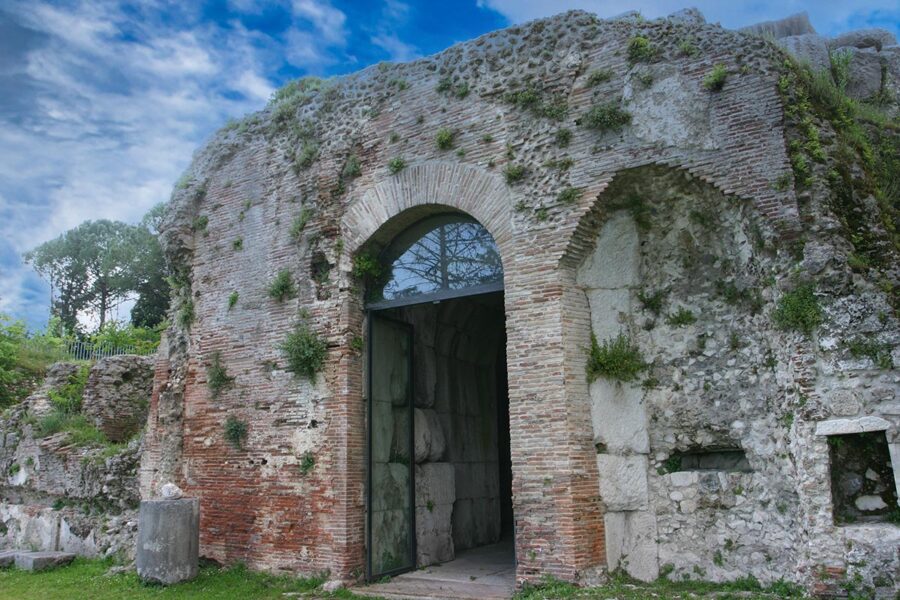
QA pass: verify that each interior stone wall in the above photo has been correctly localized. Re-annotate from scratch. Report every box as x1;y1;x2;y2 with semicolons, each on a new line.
391;295;506;566
576;167;899;594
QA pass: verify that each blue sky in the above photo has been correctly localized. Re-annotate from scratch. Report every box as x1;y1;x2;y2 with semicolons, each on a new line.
1;0;898;331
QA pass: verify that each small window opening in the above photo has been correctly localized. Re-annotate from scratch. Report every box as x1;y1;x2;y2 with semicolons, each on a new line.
668;448;751;473
828;431;898;525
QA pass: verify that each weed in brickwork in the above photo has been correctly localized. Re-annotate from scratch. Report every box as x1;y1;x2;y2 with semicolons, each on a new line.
556;187;581;205
666;307;696;327
586;69;612;86
228;291;239;310
342;154;361;179
268;270;296;302
581;103;632;133
290;208;312;241
637;289;666;316
586;333;647;383
299;451;315;474
224;416;247;450
504;163;526;184
435;128;454;150
555;128;572;147
281;322;327;381
703;64;728;92
627;36;656;63
772;284;822;336
207;351;234;399
388;157;406;174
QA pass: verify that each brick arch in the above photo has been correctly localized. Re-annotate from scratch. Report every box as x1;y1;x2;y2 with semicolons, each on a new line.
341;161;515;261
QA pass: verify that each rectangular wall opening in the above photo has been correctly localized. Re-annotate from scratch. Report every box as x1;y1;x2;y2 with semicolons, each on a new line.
828;431;899;525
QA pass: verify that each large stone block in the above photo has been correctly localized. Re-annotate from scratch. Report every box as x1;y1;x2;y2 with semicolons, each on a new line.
836;47;885;100
586;289;632;342
589;379;649;454
576;212;640;289
605;511;659;582
829;28;897;51
374;462;411;511
777;34;830;72
412;408;446;463
136;498;199;585
82;355;154;443
416;503;454;566
596;454;649;511
14;551;76;571
415;462;455;507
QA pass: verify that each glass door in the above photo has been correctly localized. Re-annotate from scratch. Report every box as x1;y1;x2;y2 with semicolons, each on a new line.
367;313;415;580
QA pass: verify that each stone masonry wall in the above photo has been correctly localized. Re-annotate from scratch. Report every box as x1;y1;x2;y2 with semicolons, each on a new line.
145;8;899;592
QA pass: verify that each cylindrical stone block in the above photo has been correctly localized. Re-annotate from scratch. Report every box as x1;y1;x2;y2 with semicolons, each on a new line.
136;498;200;585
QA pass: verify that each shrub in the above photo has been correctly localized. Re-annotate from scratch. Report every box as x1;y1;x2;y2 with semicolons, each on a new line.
228;292;239;310
206;352;234;398
586;69;612;86
772;284;822;335
192;215;208;233
268;270;296;302
293;142;318;171
627;36;656;63
637;289;666;316
586;333;647;383
352;252;385;283
290;208;312;241
703;64;728;91
281;322;327;381
232;238;243;251
178;298;195;328
224;416;248;450
581;103;632;132
556;187;581;205
666;308;697;327
388;157;406;174
677;39;698;57
555;128;572;147
435;128;454;150
504;164;526;184
342;155;361;179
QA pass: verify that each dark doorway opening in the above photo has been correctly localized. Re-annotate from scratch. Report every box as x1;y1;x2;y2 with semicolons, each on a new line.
367;291;514;581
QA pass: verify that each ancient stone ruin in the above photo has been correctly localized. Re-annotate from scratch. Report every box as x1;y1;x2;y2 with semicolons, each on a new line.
4;7;898;597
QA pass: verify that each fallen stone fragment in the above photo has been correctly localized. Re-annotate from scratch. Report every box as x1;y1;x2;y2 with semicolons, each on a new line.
14;551;76;571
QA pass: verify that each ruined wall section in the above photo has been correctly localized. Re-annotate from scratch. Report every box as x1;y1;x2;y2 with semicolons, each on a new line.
576;166;898;594
150;9;803;582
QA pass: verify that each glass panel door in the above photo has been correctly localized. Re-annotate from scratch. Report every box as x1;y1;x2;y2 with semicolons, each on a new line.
367;314;415;580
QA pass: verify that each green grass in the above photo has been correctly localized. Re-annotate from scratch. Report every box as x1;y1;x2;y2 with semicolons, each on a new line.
514;574;807;599
0;558;331;600
267;270;296;302
627;36;656;63
435;128;454;150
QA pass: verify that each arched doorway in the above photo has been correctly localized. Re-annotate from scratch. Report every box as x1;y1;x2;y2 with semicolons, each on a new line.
364;212;515;588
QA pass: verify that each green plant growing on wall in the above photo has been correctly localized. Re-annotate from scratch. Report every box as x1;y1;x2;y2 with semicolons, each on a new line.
178;297;195;328
224;416;248;450
581;103;632;133
352;251;385;285
192;215;208;233
342;155;362;179
586;333;647;383
268;270;296;302
703;64;728;92
435;77;452;93
637;289;667;316
556;187;581;205
293;142;318;172
228;291;239;310
666;308;697;327
503;164;526;184
627;36;656;63
555;128;572;147
290;208;312;241
388;78;408;91
586;69;612;86
299;451;315;474
435;128;455;150
232;238;243;251
206;351;234;399
772;284;822;336
845;338;894;369
388;157;406;174
677;39;698;57
281;322;327;381
454;82;469;99
349;335;364;353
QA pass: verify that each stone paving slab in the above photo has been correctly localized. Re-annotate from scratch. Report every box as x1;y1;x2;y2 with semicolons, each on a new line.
13;551;76;572
0;550;17;568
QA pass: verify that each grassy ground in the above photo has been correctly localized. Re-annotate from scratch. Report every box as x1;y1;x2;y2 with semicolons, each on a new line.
0;559;810;600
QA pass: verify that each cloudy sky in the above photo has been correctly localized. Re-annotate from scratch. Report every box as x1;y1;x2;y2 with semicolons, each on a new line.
2;0;898;331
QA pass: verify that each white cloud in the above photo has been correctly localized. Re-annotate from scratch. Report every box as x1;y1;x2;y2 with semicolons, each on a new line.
477;1;900;35
370;32;421;62
292;0;347;45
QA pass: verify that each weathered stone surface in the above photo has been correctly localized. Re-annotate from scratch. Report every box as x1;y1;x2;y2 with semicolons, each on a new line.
815;416;891;436
596;455;649;511
23;363;80;418
576;212;640;289
14;551;76;571
136;498;199;585
604;511;658;582
413;409;446;463
829;28;897;51
415;462;455;507
740;12;815;38
0;550;16;567
416;504;454;566
666;7;704;25
589;380;649;454
82;355;154;443
777;34;830;72
160;482;183;499
837;46;886;100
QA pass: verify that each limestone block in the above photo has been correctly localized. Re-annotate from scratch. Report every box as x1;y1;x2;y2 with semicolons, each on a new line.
416;503;454;566
411;408;446;463
24;363;80;419
0;550;15;567
136;498;199;585
586;289;632;342
666;8;704;24
576;212;640;289
827;389;861;417
451;498;475;550
454;462;479;499
815;416;890;436
829;29;897;51
589;379;649;454
14;551;75;571
371;508;411;571
82;355;154;443
837;47;885;100
596;454;649;511
413;346;436;408
777;34;830;72
372;400;394;464
740;12;815;39
605;511;659;582
415;462;455;507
